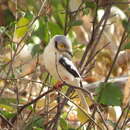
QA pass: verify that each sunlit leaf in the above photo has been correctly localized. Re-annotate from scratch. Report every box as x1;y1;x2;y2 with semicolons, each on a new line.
0;80;5;87
96;82;123;106
77;108;89;123
48;21;63;36
36;98;45;110
0;104;15;112
15;17;30;38
61;85;69;93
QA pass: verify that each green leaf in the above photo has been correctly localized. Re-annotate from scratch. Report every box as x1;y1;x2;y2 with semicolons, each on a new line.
70;20;83;26
122;19;130;33
3;9;15;25
31;44;43;57
60;118;68;130
0;97;25;113
33;19;48;41
25;11;34;21
85;1;96;9
15;17;30;38
123;42;130;50
0;104;15;113
25;116;44;130
48;21;63;36
96;83;123;106
61;85;69;93
83;8;89;15
32;117;44;128
0;110;15;119
68;128;76;130
33;127;43;130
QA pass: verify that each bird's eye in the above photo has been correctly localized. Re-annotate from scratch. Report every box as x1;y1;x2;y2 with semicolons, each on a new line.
59;43;65;49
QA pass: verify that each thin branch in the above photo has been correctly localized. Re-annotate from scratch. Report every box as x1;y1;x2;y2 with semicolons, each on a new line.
78;1;98;69
58;90;103;130
104;29;128;82
64;0;69;35
11;88;54;124
120;104;130;129
81;5;111;75
0;113;13;127
81;42;110;74
113;103;130;130
46;88;73;129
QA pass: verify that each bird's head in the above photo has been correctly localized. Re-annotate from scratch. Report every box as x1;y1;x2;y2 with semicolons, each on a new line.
49;35;73;58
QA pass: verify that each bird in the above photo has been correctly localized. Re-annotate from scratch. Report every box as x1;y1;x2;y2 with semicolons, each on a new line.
43;35;90;113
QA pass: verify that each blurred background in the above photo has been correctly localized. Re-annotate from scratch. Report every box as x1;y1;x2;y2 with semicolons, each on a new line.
0;0;130;129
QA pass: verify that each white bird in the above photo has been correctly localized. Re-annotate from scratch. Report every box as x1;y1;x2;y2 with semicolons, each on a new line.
43;35;90;112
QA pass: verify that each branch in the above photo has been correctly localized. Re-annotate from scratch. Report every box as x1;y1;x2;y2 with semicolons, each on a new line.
10;88;54;124
84;76;128;92
0;113;13;127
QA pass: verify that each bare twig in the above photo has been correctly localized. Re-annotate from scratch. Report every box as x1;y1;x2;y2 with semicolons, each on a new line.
0;113;13;127
86;3;112;129
113;103;130;130
120;104;130;129
58;90;103;130
79;1;99;69
81;5;111;75
11;88;54;124
105;30;128;82
81;42;110;74
64;0;69;35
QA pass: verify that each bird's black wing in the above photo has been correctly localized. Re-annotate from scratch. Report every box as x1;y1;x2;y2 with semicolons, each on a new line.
59;57;80;78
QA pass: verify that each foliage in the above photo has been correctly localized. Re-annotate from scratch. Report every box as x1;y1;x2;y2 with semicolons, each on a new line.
96;83;123;106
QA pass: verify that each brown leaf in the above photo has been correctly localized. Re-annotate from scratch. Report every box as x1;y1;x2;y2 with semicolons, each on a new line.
122;77;130;107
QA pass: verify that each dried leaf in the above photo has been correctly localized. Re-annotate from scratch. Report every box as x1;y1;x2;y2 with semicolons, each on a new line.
122;77;130;107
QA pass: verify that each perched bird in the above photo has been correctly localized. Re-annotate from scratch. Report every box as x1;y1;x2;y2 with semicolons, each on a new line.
43;35;90;112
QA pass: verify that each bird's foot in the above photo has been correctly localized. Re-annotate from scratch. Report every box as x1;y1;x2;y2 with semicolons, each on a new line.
54;81;64;89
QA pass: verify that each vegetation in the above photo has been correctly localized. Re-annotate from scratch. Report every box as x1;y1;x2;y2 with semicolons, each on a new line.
0;0;130;129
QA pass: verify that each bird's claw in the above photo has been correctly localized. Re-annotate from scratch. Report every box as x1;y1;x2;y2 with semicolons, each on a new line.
54;81;63;89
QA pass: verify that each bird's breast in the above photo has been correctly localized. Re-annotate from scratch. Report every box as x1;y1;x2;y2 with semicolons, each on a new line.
43;47;60;80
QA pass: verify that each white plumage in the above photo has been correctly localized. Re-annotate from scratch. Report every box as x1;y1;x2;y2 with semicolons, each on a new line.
43;35;90;112
43;35;86;86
